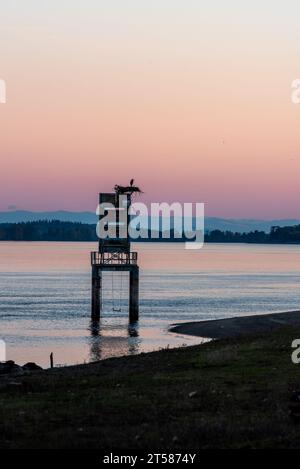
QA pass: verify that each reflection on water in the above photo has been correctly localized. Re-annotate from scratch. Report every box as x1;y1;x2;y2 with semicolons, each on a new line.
89;319;101;362
88;319;140;362
1;242;300;367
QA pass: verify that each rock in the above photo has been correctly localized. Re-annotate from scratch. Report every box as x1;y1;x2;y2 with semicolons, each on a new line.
22;362;43;371
0;361;24;375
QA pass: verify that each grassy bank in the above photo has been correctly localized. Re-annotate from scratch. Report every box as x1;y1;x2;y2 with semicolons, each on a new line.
1;326;300;449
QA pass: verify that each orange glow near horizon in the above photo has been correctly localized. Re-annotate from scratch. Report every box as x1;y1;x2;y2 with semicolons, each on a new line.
0;1;300;218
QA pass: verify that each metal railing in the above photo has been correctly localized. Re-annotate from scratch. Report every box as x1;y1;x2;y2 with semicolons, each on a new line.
91;251;138;265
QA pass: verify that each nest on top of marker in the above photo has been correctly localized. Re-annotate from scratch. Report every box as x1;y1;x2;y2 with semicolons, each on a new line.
114;184;143;195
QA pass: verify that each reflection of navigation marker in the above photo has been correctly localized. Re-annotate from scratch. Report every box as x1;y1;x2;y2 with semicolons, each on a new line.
0;79;6;104
0;340;6;362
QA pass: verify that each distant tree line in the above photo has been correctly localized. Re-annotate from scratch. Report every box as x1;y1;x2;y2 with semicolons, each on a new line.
205;229;269;243
0;220;300;243
268;225;300;243
0;220;97;241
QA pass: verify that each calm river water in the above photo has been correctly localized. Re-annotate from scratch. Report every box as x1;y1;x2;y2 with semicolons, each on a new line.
1;242;300;367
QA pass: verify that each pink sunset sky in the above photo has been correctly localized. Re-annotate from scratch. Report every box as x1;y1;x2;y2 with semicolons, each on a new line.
0;1;300;218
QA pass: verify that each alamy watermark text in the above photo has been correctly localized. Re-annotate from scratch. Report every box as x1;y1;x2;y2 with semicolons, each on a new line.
0;79;6;104
96;198;204;250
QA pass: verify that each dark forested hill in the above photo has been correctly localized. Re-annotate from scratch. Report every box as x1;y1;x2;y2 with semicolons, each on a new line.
0;220;97;241
1;210;300;234
1;220;300;243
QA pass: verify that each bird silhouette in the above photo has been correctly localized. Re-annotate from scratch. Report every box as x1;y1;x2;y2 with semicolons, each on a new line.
130;179;134;187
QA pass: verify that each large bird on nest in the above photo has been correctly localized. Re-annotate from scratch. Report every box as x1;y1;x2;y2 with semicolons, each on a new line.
114;180;142;195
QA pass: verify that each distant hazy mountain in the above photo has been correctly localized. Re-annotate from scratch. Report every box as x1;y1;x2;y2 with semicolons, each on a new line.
0;210;97;224
204;217;300;233
1;210;300;233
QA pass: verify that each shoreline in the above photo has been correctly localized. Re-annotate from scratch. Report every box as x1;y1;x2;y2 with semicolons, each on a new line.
1;323;300;448
3;310;300;372
170;310;300;339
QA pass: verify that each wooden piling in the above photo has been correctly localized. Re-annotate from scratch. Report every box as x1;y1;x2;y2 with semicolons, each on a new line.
91;266;101;319
129;266;139;322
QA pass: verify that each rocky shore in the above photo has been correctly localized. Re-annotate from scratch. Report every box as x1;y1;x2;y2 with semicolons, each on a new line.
170;310;300;339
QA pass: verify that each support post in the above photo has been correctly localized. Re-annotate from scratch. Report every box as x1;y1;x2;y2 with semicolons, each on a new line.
129;266;139;322
91;266;101;319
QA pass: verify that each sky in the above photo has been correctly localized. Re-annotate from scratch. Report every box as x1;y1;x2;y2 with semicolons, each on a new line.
0;0;300;218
